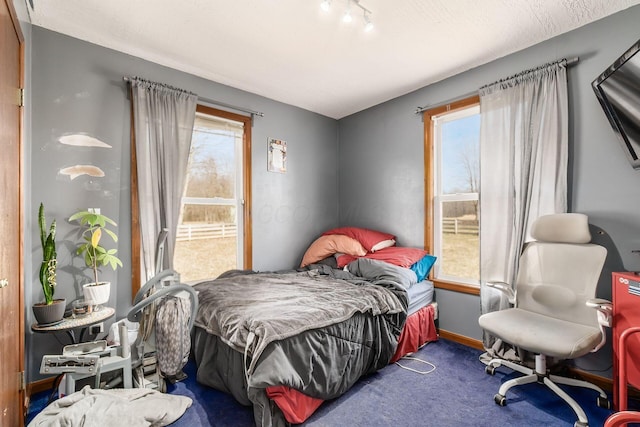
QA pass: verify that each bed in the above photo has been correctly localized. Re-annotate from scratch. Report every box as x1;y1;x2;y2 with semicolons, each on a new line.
192;228;438;426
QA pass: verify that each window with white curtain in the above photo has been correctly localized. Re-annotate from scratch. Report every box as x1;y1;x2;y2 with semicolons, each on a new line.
425;96;480;288
173;109;246;282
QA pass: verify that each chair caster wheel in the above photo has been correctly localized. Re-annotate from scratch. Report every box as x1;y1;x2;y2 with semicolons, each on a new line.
485;365;496;375
596;396;611;409
494;393;506;406
574;421;588;427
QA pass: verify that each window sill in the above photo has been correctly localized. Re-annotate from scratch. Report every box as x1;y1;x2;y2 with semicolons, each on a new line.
433;279;480;296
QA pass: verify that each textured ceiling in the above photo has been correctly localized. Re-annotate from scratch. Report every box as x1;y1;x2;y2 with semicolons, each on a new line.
27;0;640;119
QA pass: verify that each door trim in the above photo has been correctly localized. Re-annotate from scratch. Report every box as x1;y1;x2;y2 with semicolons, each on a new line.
2;0;25;423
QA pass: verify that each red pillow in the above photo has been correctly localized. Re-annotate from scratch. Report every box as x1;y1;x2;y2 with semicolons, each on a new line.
322;227;395;252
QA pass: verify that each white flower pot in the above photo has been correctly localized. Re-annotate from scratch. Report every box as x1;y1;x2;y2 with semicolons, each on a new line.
82;281;111;306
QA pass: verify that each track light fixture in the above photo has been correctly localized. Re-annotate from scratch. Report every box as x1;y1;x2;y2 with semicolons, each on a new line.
320;0;373;32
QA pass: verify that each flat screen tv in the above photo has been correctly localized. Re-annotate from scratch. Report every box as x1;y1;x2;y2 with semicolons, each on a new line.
592;38;640;170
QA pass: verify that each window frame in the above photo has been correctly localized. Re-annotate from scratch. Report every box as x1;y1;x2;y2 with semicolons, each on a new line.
423;95;480;296
130;104;252;300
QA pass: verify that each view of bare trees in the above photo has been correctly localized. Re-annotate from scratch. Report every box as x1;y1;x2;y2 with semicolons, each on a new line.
459;143;479;194
443;201;478;220
443;139;479;221
175;117;244;281
183;145;235;224
438;114;480;281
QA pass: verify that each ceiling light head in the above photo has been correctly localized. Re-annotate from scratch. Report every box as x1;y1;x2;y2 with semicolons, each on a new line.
343;9;353;23
325;0;372;29
364;13;373;32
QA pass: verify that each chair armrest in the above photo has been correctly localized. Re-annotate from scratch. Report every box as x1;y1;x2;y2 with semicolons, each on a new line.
586;298;612;353
486;281;515;305
586;298;613;327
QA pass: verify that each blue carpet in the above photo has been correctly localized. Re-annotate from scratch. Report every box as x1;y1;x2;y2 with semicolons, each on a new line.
28;338;619;426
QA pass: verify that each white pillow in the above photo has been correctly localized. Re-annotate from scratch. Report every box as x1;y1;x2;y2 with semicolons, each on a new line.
371;239;395;252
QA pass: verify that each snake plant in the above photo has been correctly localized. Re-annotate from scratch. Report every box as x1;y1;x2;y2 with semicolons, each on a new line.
38;203;57;305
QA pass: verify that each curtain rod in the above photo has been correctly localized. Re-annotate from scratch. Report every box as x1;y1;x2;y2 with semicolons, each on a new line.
414;56;579;115
123;76;265;118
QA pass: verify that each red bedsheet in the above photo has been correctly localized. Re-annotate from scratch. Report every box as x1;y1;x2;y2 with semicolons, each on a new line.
265;304;438;424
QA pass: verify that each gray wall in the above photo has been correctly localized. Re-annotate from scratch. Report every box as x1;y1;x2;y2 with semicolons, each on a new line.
337;5;640;377
26;27;339;381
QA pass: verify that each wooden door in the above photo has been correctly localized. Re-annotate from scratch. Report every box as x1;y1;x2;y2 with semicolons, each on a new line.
0;0;24;425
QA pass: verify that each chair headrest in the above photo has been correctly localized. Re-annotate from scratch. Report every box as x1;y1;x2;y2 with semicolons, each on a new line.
530;213;591;244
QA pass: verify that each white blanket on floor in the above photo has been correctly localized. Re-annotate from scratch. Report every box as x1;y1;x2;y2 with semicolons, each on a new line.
28;386;192;427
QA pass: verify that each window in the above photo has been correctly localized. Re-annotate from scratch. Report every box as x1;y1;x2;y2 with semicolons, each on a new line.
130;105;252;297
424;96;480;293
173;106;252;282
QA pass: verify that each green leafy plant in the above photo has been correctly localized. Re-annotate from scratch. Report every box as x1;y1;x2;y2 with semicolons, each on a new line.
69;210;123;284
38;203;57;305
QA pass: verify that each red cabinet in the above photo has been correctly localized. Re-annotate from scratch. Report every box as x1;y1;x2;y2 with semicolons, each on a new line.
612;271;640;410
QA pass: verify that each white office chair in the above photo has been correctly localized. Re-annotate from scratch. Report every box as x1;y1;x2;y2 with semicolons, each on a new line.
478;213;613;427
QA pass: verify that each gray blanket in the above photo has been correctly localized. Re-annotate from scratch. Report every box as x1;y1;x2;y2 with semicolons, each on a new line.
193;259;410;426
194;263;406;378
28;386;192;427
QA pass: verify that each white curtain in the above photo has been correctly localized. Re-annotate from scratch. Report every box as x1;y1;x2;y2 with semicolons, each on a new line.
130;78;198;282
479;60;568;353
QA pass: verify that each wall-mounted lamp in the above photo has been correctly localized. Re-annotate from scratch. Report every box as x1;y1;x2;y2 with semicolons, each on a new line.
321;0;373;32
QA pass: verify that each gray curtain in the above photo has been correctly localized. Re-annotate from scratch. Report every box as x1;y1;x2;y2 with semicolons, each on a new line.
130;78;198;282
479;60;568;356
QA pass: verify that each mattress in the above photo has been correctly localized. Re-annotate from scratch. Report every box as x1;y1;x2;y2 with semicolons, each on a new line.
406;279;435;316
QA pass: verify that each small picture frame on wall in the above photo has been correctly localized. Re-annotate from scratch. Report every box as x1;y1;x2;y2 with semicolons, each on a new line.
267;137;287;173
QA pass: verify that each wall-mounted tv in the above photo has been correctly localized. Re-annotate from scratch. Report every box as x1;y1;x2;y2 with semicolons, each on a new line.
592;38;640;170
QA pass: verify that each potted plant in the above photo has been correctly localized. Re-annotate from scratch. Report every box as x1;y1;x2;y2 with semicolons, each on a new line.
32;203;66;325
69;209;123;307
